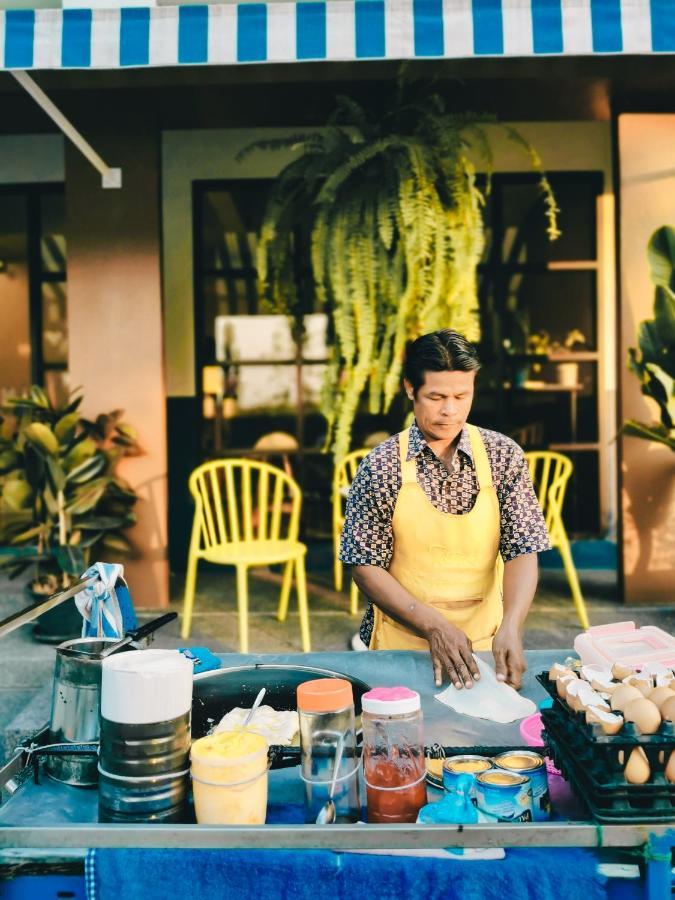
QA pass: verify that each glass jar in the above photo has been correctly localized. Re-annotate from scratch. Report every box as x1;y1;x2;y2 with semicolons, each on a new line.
297;678;360;823
362;686;427;823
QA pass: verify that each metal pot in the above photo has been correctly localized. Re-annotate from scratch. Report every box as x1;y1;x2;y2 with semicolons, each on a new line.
47;637;134;786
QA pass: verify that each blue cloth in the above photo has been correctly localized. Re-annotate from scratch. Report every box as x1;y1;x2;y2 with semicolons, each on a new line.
87;845;606;900
75;563;137;639
177;646;221;675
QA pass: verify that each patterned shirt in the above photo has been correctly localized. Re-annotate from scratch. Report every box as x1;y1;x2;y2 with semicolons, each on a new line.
338;422;551;644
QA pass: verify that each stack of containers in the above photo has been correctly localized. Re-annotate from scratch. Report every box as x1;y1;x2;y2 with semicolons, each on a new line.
98;649;193;823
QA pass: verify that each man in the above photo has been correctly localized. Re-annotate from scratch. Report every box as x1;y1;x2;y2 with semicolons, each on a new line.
340;330;550;690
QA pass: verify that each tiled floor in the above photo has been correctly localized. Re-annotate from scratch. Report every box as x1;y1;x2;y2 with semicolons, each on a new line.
1;560;673;763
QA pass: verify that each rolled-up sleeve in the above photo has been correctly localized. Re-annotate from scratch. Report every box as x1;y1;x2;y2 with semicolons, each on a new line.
498;445;552;561
339;457;394;569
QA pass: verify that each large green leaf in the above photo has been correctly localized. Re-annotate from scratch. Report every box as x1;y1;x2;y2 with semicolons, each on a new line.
647;225;675;291
623;419;675;451
45;456;66;493
65;453;107;486
53;544;86;576
1;474;33;511
66;478;110;515
654;285;675;348
645;362;675;429
54;412;80;443
24;422;59;456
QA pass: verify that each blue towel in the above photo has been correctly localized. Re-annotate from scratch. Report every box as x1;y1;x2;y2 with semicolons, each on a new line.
87;803;607;900
74;563;137;639
177;646;222;675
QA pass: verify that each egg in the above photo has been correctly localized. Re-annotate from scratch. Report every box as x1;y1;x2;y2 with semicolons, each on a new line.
557;673;578;699
585;707;624;734
660;695;675;722
591;674;618;694
612;662;635;681
578;689;609;711
624;747;651;785
581;664;611;684
548;663;573;682
623;698;662;735
666;752;675;784
610;684;643;713
623;675;654;698
649;686;675;712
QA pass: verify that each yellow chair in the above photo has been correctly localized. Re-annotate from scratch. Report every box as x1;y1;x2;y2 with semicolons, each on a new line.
524;451;590;630
332;449;369;616
181;458;311;653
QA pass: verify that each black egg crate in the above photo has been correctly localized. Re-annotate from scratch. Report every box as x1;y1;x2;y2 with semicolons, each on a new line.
536;672;675;746
542;706;675;823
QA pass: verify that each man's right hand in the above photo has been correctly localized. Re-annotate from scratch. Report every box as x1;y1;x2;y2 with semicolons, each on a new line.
425;620;480;689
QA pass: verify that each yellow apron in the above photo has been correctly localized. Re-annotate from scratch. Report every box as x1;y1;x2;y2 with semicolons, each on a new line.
370;424;503;652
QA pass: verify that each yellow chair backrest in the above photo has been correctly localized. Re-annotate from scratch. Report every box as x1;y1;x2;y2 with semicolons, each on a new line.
524;451;573;540
333;449;369;516
189;458;301;550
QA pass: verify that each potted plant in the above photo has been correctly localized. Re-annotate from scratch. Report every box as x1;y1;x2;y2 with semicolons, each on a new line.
244;82;560;461
0;386;141;641
624;226;675;452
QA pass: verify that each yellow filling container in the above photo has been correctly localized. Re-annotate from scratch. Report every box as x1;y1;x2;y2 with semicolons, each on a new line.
191;730;269;825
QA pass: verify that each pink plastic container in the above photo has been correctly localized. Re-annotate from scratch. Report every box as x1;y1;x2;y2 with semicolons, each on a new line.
519;713;560;776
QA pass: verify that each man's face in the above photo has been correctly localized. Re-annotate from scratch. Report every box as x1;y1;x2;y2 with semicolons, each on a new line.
404;369;476;443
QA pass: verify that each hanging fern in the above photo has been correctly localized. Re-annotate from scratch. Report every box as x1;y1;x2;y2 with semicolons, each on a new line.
242;85;560;462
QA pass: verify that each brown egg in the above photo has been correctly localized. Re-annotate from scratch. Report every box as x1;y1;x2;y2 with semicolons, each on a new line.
649;686;675;712
624;675;654;698
624;747;651;784
623;698;662;735
585;707;624;735
610;684;643;713
549;663;573;682
660;695;675;722
666;752;675;784
612;662;635;681
557;673;578;699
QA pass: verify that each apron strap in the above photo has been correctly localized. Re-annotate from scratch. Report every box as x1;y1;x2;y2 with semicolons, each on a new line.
467;424;494;490
398;428;417;485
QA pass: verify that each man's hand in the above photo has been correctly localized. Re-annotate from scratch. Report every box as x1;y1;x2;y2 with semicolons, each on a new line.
492;624;527;690
425;620;481;689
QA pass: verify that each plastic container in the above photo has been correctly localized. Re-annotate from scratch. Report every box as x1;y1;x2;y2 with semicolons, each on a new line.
361;686;427;823
519;712;561;776
297;678;360;823
191;730;269;825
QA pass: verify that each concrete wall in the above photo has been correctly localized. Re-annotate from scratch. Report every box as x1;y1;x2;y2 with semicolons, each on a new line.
65;125;168;608
618;115;675;604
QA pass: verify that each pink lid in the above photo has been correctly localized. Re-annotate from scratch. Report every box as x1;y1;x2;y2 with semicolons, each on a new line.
362;686;420;715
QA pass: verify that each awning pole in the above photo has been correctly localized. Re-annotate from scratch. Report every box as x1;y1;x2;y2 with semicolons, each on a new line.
11;70;122;189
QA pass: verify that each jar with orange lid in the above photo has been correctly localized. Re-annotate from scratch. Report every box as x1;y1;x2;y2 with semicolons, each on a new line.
297;678;360;823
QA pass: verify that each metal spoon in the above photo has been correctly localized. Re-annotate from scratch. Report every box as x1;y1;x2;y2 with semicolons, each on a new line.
242;688;267;728
316;734;345;825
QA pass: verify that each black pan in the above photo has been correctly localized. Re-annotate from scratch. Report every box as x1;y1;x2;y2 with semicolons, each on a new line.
191;663;371;767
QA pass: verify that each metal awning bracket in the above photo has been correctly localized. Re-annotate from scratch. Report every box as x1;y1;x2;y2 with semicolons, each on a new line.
11;70;123;190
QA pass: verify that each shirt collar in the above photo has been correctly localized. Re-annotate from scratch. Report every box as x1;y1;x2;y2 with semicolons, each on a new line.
407;421;475;468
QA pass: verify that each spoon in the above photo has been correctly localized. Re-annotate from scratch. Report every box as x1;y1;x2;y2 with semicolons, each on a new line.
242;688;267;729
316;734;345;825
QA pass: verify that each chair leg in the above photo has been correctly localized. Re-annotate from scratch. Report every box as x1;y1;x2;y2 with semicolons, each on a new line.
277;560;293;622
334;534;343;593
349;577;359;617
236;565;250;654
180;553;199;640
295;557;311;653
557;536;590;630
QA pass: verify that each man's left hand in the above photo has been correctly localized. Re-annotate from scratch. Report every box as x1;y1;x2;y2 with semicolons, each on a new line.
492;625;527;690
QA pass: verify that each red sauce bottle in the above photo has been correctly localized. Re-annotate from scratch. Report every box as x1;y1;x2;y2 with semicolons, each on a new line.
361;687;427;824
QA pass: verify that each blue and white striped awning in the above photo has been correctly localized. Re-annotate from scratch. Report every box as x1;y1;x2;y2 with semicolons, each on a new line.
2;0;674;70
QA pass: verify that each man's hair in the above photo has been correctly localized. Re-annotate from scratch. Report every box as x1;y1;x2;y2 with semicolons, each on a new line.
403;330;481;394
